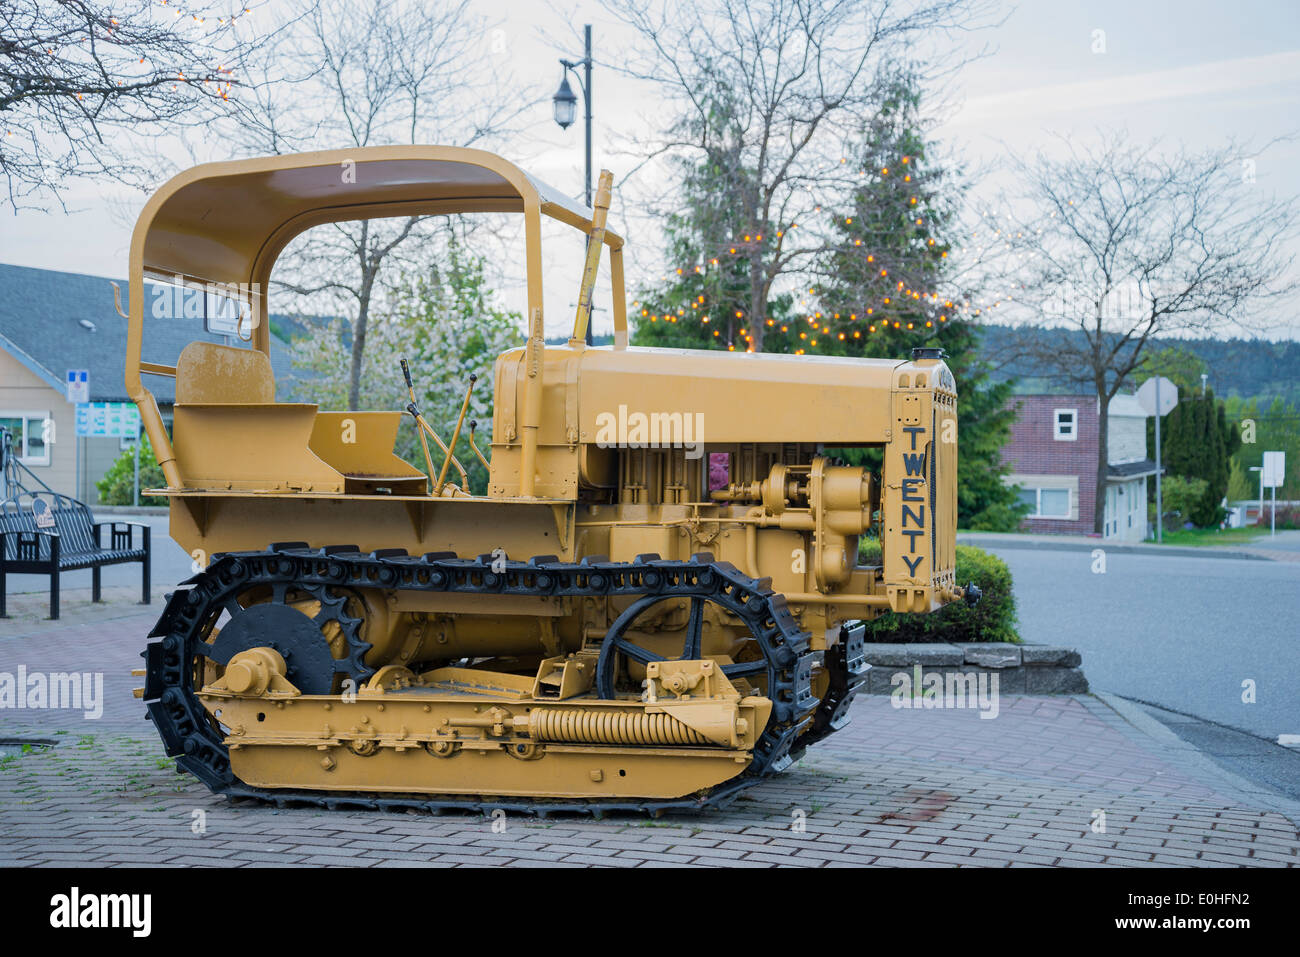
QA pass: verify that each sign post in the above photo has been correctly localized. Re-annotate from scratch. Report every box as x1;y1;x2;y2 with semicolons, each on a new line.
132;423;141;507
1136;376;1179;543
67;371;88;500
1262;451;1285;537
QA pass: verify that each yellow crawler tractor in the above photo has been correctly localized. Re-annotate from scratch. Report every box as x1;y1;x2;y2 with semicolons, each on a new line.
129;147;972;813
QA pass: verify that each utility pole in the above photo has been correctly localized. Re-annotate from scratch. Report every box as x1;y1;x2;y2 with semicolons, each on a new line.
583;24;592;210
133;424;141;507
1154;379;1163;543
553;25;597;344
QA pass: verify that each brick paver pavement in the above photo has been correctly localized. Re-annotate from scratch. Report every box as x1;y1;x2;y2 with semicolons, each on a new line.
2;594;1297;867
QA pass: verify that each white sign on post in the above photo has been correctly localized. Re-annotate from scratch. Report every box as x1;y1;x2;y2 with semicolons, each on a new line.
1261;451;1286;536
1262;451;1285;489
1135;376;1180;544
1135;376;1179;417
66;369;89;404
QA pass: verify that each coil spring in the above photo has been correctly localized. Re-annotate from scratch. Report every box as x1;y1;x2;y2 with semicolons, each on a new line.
529;709;709;746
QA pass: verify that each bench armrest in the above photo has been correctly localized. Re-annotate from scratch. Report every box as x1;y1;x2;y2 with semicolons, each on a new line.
0;527;60;564
94;521;152;553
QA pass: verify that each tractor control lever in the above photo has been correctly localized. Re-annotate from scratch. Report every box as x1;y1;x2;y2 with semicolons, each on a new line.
399;357;468;493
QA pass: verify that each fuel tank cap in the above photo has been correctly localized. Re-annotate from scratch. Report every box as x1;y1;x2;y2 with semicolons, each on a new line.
910;346;946;360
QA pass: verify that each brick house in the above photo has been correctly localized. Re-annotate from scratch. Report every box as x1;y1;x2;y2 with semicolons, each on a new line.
1000;393;1159;541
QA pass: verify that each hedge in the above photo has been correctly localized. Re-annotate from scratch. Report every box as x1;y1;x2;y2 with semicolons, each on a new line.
96;436;168;507
856;539;1020;643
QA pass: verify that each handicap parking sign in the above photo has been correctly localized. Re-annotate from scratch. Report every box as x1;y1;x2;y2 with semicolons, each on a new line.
66;369;89;404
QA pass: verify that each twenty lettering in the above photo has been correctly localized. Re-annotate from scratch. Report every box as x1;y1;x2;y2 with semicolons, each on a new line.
898;426;927;577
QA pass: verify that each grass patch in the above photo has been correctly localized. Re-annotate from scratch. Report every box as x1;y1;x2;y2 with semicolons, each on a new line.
1149;526;1270;547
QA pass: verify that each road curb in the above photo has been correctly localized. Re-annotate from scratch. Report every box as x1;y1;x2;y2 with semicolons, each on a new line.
958;536;1272;562
1091;691;1300;830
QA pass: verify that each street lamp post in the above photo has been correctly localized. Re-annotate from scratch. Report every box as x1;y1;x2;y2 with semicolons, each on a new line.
553;24;595;344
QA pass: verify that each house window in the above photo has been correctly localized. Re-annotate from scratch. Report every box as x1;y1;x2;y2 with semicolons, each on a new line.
0;412;52;466
1040;488;1071;517
1053;409;1078;441
1019;486;1071;518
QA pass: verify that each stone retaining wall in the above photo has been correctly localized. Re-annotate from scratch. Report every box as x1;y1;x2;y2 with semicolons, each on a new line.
861;642;1088;694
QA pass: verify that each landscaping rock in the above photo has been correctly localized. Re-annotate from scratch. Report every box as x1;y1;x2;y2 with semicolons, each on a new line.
1024;666;1090;694
954;643;1022;668
866;664;1025;695
859;643;1087;695
861;642;964;667
1019;645;1083;668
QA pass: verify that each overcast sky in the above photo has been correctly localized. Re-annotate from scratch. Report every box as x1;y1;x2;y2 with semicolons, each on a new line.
3;0;1299;339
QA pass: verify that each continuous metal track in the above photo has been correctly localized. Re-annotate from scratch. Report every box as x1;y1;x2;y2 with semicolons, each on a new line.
141;544;866;817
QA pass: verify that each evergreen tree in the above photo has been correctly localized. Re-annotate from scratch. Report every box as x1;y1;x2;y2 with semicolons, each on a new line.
1160;387;1240;526
814;81;1026;530
633;94;796;351
1226;457;1254;503
633;79;1024;530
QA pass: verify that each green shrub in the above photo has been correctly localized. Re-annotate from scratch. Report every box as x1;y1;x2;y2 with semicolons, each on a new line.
857;540;1019;643
96;436;167;506
1154;474;1209;529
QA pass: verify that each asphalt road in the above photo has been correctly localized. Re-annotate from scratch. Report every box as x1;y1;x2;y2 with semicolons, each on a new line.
981;544;1300;743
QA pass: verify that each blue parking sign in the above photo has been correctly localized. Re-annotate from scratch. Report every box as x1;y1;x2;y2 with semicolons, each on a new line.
66;369;89;403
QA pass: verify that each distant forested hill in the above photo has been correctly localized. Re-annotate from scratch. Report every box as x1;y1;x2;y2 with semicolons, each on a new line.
978;325;1300;403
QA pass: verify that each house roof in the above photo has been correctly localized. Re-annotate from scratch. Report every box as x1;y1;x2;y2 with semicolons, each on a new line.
1108;459;1161;481
0;262;293;404
1005;393;1150;418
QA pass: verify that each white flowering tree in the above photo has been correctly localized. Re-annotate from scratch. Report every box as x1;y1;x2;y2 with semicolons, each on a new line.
287;242;524;494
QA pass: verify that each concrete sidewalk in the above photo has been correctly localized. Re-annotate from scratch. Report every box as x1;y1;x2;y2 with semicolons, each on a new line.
1;600;1296;867
958;530;1300;563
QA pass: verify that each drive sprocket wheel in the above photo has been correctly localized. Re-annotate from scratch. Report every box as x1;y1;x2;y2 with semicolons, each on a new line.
205;580;370;695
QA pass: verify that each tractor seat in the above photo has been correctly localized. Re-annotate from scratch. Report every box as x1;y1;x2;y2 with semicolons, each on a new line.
175;341;276;404
170;341;345;492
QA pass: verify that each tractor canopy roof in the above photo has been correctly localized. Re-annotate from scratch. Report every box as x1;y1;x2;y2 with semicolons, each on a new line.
130;145;621;289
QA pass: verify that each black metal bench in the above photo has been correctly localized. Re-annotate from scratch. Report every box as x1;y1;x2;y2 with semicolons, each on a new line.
0;491;150;620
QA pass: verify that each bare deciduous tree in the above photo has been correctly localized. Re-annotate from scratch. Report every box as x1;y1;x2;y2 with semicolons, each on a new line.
234;0;524;409
605;0;997;351
0;0;266;209
991;133;1299;533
